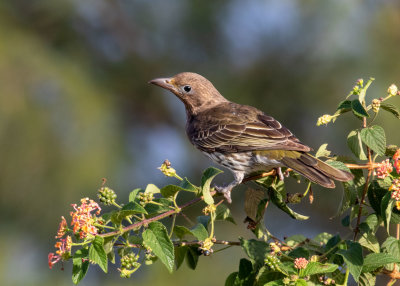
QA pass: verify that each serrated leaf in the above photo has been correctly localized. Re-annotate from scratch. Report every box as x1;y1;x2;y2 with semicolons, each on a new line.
89;236;108;273
240;238;270;268
288;247;309;259
347;130;368;160
359;272;376;286
267;186;309;220
174;246;188;270
144;198;172;215
358;233;379;253
244;188;265;221
142;221;174;273
145;183;160;194
303;262;338;276
160;185;182;198
186;246;200;270
360;125;386;156
382;237;400;260
337;100;352;111
352;99;369;118
334;181;357;217
174;225;193;240
225;272;239;286
201;167;222;205
362;253;400;273
215;203;236;224
180;178;198;192
315;143;331;158
381;192;394;233
381;103;400;119
238;258;254;279
367;180;387;215
72;248;89;284
338;241;363;282
191;223;208;241
121;201;147;214
256;267;285;286
129;188;142;202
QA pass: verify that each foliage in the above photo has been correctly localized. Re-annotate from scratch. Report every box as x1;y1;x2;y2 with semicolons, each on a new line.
49;79;400;285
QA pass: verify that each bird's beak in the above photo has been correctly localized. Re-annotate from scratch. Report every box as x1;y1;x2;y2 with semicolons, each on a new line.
148;77;176;92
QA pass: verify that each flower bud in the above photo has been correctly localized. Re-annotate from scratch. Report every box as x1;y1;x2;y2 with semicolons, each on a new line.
371;99;381;113
388;84;398;96
316;115;332;126
98;187;117;205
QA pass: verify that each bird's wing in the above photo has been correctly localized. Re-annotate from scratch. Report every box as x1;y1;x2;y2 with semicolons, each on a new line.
190;108;311;153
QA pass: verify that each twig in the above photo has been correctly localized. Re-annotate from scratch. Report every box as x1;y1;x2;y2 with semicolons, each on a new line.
115;240;241;248
99;192;215;238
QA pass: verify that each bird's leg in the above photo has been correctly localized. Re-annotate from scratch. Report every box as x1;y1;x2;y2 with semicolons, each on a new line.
277;167;284;181
214;172;244;204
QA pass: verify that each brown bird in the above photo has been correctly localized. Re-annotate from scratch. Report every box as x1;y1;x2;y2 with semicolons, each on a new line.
149;72;353;203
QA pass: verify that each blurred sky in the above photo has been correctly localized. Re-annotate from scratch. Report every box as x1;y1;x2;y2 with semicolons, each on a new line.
1;0;400;285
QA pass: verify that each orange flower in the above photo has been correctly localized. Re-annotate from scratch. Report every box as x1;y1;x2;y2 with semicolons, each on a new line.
393;149;400;174
374;159;393;179
70;198;101;239
48;236;72;269
56;216;68;238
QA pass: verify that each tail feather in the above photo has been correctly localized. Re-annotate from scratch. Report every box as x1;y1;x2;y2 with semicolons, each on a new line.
281;153;354;188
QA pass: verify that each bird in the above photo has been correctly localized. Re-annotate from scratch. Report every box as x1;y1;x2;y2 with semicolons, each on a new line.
149;72;354;203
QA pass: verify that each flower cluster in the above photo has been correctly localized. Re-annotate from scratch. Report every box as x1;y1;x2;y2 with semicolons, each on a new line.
316;115;332;126
371;98;381;113
294;257;309;270
48;235;72;269
98;187;117;205
265;255;280;271
70;198;101;239
374;159;393;179
49;198;102;269
388;84;398;96
394;149;400;174
389;179;400;210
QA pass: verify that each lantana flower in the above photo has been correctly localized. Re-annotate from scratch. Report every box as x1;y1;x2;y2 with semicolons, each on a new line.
374;159;393;179
294;257;309;270
48;236;72;269
70;198;101;239
393;149;400;174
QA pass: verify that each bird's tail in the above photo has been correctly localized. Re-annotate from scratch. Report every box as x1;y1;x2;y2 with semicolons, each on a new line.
281;153;354;188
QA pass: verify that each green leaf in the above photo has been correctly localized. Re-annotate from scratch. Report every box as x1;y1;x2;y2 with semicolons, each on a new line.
240;238;270;268
238;258;254;281
303;262;338;276
381;192;394;233
201;167;222;205
72;248;89;284
367;180;387;215
174;246;188;270
381;103;400;119
174;225;193;240
360;125;386;156
294;279;308;286
267;186;309;220
288;247;309;259
191;223;209;241
285;235;307;247
265;280;286;286
121;201;147;215
351;99;369;118
256;267;284;286
347;130;368;160
197;215;210;228
337;100;352;111
358;233;379;253
180;178;199;192
225;272;238;286
382;237;400;270
313;232;333;245
142;221;174;273
362;253;400;273
358;272;376;286
186;246;200;270
337;241;363;282
215;204;236;224
160;185;182;198
129;188;142;202
144;198;172;215
89;236;108;273
315;143;331;158
335;181;357;217
145;183;160;194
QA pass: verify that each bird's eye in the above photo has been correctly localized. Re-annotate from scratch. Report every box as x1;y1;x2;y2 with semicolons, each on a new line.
183;85;191;93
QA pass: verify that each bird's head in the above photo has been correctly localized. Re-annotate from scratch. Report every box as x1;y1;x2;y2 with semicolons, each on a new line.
149;72;227;115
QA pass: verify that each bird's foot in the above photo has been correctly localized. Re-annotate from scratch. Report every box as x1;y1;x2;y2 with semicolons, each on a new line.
214;185;233;204
277;167;285;181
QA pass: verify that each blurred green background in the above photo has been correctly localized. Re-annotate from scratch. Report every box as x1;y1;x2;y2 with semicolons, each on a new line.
1;0;400;285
